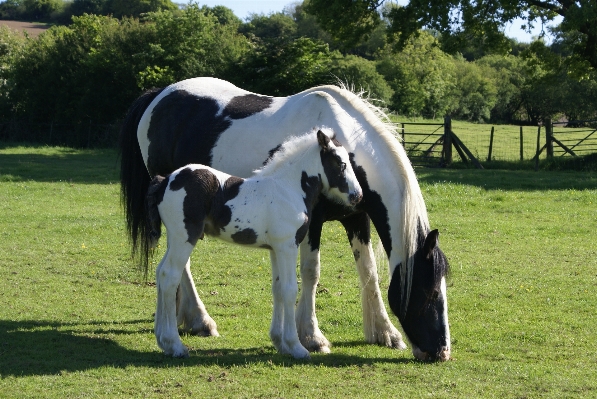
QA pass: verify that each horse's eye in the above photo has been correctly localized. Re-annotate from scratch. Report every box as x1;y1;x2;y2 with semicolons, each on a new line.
340;162;346;173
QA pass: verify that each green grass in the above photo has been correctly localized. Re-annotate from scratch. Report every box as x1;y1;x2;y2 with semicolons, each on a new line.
1;144;596;398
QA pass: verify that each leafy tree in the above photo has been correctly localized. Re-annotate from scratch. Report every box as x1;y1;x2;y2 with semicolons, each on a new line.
22;0;63;20
451;56;498;122
376;31;456;118
105;0;177;19
238;37;333;96
305;0;597;70
330;53;393;104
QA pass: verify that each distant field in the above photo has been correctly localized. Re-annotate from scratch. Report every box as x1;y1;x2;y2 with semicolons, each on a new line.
0;20;50;37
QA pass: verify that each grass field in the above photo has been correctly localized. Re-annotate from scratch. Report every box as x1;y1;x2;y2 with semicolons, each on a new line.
0;144;596;398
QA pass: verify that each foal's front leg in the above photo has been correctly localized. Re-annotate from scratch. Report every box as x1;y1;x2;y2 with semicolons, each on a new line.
155;239;194;358
270;248;310;359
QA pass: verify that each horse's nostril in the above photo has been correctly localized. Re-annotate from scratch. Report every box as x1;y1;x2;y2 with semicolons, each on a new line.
350;192;363;204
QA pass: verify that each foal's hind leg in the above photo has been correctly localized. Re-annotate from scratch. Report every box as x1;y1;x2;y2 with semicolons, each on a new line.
342;213;406;349
155;236;195;358
176;260;219;337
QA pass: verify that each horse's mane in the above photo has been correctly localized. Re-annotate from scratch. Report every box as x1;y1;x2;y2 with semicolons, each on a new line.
312;83;431;315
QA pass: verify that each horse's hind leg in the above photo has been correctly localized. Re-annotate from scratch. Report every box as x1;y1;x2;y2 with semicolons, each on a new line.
155;236;194;358
176;260;219;337
342;213;406;349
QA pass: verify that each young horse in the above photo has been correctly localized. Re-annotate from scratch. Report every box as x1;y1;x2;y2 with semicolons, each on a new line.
145;130;362;359
121;77;451;361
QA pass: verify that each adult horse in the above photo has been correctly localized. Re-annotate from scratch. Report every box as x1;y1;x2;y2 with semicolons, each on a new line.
120;77;451;361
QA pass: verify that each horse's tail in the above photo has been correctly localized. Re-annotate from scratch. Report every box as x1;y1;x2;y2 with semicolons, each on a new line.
119;87;164;272
143;175;166;276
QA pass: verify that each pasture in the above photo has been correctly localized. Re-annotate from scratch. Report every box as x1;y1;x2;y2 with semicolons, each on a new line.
0;144;596;398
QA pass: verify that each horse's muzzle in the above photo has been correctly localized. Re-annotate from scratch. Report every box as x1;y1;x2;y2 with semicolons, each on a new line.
349;192;363;206
413;345;451;362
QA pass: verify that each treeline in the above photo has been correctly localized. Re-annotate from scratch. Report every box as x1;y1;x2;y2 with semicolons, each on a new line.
0;0;596;145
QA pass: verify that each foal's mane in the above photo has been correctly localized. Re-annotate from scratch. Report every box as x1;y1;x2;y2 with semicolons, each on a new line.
254;130;328;177
311;83;432;314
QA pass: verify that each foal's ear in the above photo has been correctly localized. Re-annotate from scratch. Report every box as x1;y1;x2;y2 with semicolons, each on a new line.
423;229;439;258
317;130;331;149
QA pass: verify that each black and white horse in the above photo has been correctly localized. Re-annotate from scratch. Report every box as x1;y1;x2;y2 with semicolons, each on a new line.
120;77;451;361
145;129;362;358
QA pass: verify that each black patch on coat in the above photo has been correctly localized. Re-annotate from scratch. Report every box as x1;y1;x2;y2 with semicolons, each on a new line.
320;147;349;194
146;91;272;176
231;228;258;245
349;153;391;256
263;144;283;166
224;94;273;119
341;211;371;245
169;168;220;245
295;172;322;246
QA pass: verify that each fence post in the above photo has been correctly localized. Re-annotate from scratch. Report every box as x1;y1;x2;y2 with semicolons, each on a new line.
443;116;452;165
487;126;494;162
401;122;405;143
545;118;553;158
535;126;541;171
520;126;524;161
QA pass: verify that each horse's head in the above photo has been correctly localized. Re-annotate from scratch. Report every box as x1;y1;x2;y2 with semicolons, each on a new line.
388;229;451;362
317;129;362;207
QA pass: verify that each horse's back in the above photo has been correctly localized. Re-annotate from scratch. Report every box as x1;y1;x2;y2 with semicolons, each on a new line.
137;78;360;179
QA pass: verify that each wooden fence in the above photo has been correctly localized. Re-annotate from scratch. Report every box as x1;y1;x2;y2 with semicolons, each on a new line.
400;116;483;168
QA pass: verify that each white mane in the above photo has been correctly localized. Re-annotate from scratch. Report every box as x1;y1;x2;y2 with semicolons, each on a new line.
311;84;430;311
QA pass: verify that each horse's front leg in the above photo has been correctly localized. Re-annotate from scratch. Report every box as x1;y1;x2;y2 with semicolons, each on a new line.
295;203;332;353
296;235;332;353
270;247;310;359
341;212;407;349
155;239;193;358
176;259;219;337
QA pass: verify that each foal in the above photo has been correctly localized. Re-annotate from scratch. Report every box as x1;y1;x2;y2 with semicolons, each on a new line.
145;129;363;359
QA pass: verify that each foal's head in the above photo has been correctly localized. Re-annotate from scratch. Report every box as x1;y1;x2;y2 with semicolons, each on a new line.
316;130;362;207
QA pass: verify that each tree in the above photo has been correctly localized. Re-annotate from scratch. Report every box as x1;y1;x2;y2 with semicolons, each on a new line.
105;0;177;19
330;53;393;103
376;31;456;118
305;0;597;70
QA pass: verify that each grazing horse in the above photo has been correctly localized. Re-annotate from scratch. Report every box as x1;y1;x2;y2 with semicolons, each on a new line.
145;130;363;358
120;77;451;361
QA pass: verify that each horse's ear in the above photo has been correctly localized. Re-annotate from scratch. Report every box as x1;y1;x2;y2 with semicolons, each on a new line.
423;229;439;258
317;130;330;149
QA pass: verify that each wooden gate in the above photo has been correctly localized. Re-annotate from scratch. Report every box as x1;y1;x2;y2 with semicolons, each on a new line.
400;116;483;168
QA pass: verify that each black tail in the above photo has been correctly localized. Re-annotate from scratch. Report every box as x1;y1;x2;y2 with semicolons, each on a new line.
119;87;164;273
143;175;167;276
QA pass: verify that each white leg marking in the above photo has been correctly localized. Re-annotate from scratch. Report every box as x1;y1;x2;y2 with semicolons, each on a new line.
354;238;407;349
154;237;193;358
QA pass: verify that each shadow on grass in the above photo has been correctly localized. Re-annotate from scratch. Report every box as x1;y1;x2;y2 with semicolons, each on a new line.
0;319;413;377
0;145;119;184
417;167;597;191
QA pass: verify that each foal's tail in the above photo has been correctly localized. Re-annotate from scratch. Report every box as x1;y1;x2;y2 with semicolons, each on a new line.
119;87;164;273
143;175;167;276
